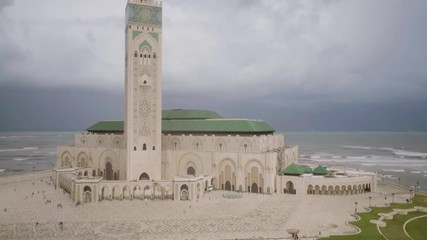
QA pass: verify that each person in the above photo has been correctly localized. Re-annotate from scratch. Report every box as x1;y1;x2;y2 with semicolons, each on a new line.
36;222;38;227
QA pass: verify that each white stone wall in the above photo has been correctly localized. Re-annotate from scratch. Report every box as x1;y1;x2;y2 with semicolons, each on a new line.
283;145;298;167
161;134;289;193
162;134;284;152
74;133;126;149
57;143;127;181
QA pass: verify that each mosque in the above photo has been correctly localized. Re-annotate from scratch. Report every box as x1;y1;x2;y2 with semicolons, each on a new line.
54;0;376;204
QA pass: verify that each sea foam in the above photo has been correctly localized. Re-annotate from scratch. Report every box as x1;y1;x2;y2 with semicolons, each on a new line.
13;157;30;161
383;169;405;173
341;145;373;150
0;147;39;153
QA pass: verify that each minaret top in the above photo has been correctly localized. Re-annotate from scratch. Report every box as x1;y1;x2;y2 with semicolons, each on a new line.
128;0;162;7
126;0;162;27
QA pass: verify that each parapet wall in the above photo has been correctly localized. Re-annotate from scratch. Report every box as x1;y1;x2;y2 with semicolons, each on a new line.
161;133;285;153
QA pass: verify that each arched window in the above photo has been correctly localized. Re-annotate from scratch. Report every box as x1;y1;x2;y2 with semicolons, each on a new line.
134;51;138;57
187;167;195;176
106;162;113;180
139;172;149;180
143;144;147;150
134;146;137;151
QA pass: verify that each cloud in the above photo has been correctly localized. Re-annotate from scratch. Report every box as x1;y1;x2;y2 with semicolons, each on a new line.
1;0;427;131
0;0;13;12
0;0;124;91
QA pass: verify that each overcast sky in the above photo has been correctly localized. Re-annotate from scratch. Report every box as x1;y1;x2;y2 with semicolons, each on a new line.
1;0;427;131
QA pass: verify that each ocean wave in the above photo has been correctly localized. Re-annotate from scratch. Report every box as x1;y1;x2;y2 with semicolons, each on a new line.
13;157;30;161
380;148;427;158
341;145;372;150
23;147;38;150
383;169;405;173
361;163;377;166
0;135;37;139
411;171;422;174
0;147;39;152
0;169;5;172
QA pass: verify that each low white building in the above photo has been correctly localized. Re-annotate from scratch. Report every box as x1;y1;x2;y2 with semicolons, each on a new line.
276;164;377;196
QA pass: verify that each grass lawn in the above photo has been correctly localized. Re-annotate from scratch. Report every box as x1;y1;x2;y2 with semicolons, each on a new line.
405;216;427;240
323;194;427;240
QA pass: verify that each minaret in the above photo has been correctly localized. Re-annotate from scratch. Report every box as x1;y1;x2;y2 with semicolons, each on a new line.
124;0;162;181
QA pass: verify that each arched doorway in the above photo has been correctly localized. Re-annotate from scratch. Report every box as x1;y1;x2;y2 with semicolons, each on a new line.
196;183;200;199
285;181;295;194
83;186;91;203
101;186;110;200
133;186;142;199
211;178;216;190
225;181;231;191
251;183;258;193
106;162;113;180
307;185;313;194
143;186;150;199
139;172;150;180
247;165;262;193
180;184;189;201
187;166;195;176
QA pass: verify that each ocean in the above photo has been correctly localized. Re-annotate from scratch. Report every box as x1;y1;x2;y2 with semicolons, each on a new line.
0;132;75;176
0;131;426;191
284;132;427;192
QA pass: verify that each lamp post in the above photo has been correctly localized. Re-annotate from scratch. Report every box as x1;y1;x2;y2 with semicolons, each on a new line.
369;196;372;207
410;189;413;199
398;177;401;185
415;182;419;196
392;193;395;203
355;201;358;213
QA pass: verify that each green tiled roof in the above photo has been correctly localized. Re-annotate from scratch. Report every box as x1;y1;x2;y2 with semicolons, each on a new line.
281;163;304;175
301;165;313;173
313;165;328;175
87;110;275;134
87;121;124;132
162;109;223;120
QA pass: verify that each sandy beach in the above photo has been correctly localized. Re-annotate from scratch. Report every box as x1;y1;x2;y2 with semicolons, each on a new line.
0;171;407;240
